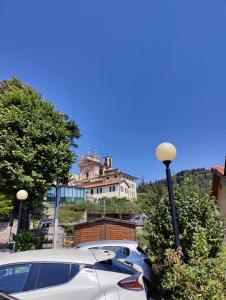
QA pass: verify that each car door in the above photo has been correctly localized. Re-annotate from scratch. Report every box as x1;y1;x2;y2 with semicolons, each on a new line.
13;263;100;300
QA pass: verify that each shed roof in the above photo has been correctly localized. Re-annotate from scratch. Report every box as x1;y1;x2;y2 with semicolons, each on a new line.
74;217;137;229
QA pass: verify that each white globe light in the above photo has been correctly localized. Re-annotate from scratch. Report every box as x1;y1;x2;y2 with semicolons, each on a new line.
16;190;28;201
155;142;177;162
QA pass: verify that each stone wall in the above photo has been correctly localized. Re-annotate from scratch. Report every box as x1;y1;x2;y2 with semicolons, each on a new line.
0;222;17;246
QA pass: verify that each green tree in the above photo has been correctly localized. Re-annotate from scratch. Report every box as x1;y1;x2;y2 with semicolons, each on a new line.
0;77;80;223
0;194;13;222
138;178;224;298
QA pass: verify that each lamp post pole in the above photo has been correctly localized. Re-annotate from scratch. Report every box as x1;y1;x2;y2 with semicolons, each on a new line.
156;143;181;251
163;160;180;250
15;190;28;252
53;182;61;249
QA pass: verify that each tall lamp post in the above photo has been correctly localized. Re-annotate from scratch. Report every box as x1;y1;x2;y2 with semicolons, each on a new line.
15;189;28;252
155;142;181;252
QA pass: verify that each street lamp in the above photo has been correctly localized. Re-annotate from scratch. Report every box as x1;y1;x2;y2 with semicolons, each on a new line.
155;142;181;251
15;190;28;251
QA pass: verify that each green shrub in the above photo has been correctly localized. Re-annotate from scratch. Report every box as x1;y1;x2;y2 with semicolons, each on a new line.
138;178;224;298
60;197;140;215
61;225;74;236
14;230;43;251
161;229;225;300
59;208;83;224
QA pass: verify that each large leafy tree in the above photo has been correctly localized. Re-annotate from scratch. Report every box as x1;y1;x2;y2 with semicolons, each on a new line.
0;77;80;221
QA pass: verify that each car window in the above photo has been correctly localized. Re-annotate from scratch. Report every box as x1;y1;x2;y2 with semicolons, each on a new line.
94;259;135;275
36;263;71;289
102;246;130;259
69;264;81;279
0;264;31;294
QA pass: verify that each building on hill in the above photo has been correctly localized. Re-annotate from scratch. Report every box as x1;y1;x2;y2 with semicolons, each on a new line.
69;150;137;201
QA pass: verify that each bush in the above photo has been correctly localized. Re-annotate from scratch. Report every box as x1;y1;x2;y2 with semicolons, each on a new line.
60;197;140;217
59;208;83;224
138;178;225;298
14;230;43;251
161;228;225;300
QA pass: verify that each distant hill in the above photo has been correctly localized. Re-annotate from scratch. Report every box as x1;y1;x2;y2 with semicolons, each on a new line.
138;168;212;195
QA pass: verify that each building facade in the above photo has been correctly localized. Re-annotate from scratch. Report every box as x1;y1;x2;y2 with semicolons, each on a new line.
211;165;226;221
69;151;137;200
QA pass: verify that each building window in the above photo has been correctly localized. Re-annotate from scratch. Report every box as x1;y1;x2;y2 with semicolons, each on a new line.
97;188;99;194
86;172;89;179
132;184;134;189
115;175;117;178
100;187;102;193
91;189;93;194
109;186;115;192
121;186;124;192
99;168;104;176
107;177;109;180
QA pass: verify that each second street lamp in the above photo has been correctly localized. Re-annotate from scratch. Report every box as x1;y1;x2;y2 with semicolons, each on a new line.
155;142;181;251
15;189;28;252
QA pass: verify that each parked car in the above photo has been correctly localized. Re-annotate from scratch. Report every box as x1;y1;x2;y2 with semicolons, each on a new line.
131;214;147;224
77;240;156;298
0;248;146;300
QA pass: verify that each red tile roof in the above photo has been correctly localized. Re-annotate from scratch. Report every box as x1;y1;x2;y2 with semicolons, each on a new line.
211;166;225;176
82;180;121;189
82;179;130;189
211;166;225;197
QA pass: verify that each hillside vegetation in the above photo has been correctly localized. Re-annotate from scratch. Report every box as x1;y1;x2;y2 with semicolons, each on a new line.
138;168;212;196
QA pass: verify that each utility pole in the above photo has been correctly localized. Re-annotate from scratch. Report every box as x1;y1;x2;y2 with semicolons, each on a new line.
53;182;61;248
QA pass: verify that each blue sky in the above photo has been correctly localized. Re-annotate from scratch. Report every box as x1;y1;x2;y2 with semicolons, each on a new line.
0;0;226;182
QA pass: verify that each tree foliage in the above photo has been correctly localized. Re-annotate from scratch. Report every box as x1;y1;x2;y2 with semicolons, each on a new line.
0;194;13;222
138;168;212;196
0;77;80;219
162;228;225;300
59;197;140;224
138;178;224;299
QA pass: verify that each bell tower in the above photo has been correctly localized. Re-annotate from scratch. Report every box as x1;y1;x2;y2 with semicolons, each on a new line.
104;156;112;169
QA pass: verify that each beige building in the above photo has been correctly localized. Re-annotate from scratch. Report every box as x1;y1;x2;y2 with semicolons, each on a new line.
212;165;226;222
69;151;137;201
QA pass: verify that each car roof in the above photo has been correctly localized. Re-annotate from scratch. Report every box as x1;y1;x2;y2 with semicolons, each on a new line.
0;249;115;266
77;240;138;249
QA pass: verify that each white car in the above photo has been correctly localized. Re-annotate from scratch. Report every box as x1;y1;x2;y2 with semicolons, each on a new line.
77;240;156;298
0;249;146;300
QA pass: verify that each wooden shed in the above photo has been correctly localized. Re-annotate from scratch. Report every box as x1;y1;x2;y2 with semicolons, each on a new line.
74;217;137;245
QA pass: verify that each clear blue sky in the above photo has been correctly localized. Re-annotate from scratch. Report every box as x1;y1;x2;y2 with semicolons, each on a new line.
0;0;226;182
